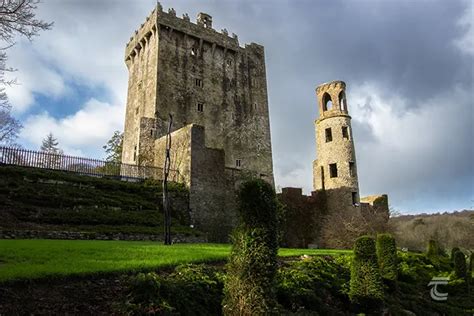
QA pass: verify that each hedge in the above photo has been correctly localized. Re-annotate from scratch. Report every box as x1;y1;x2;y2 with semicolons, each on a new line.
223;179;279;315
349;236;384;311
376;233;398;282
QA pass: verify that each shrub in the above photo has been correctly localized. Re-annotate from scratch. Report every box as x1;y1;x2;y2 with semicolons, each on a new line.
349;236;384;311
470;253;474;286
126;264;223;315
276;255;351;314
426;239;439;258
451;247;460;261
470;253;474;275
453;250;467;279
376;233;398;282
223;179;279;315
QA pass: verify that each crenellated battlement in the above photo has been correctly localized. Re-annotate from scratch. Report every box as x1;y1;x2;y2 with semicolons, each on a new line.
315;80;349;119
315;80;346;94
125;2;250;64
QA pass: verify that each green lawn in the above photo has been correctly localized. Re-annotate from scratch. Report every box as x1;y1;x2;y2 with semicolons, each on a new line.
0;239;351;282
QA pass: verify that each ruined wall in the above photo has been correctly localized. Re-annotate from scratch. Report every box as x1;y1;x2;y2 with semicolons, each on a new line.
189;126;237;241
361;194;389;220
154;124;238;241
122;4;274;185
277;188;326;248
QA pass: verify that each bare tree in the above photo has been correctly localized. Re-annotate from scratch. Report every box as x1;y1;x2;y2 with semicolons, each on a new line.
321;206;392;249
0;0;53;144
0;107;20;143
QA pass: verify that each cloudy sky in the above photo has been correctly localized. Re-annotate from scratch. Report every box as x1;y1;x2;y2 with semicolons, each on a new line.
5;0;473;214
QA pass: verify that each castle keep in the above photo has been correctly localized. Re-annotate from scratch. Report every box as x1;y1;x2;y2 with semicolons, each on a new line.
122;4;274;240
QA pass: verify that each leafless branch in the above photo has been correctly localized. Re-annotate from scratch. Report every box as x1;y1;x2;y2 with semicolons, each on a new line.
0;0;53;45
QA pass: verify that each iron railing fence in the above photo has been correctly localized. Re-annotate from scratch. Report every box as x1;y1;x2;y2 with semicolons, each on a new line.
0;146;178;181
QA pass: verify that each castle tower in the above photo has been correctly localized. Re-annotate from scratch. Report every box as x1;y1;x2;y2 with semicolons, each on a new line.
120;4;274;241
121;4;274;185
313;80;360;211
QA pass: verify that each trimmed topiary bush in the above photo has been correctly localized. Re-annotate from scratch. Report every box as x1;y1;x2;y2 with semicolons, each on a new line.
349;236;384;311
427;239;439;258
451;247;460;261
453;250;467;279
223;179;279;315
470;253;474;275
376;233;398;283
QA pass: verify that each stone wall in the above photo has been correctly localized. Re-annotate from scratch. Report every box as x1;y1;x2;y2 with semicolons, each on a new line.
278;187;390;248
277;188;326;248
122;4;274;185
154;124;193;185
0;230;206;243
155;124;239;241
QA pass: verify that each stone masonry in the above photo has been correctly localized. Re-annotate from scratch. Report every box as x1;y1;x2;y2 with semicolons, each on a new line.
279;80;389;247
121;4;274;241
313;80;360;213
122;3;274;180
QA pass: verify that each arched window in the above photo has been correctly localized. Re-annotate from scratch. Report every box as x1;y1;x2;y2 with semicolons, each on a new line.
322;93;333;111
339;91;347;111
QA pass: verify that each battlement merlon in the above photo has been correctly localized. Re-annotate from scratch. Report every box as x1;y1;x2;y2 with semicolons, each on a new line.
125;4;264;63
315;80;346;94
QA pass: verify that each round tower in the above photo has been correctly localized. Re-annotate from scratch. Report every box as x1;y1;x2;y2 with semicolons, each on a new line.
312;80;360;209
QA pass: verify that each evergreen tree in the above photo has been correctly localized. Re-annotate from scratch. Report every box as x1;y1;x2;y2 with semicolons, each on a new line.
40;132;61;154
103;130;123;163
39;132;63;169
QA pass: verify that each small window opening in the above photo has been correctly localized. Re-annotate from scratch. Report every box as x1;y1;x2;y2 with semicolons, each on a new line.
253;103;257;111
329;163;338;178
197;103;204;112
195;78;203;88
322;93;333;111
191;47;197;56
133;145;137;162
342;126;349;139
135;107;139;115
339;91;347;111
235;159;241;168
352;192;358;205
349;162;355;177
325;128;332;142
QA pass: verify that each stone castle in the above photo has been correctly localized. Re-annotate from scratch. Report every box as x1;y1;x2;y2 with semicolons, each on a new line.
122;4;388;243
122;4;273;241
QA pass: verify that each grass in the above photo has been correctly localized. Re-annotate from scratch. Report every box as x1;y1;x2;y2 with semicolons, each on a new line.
0;239;351;282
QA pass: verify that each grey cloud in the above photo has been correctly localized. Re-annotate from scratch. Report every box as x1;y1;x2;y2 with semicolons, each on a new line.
15;0;472;212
